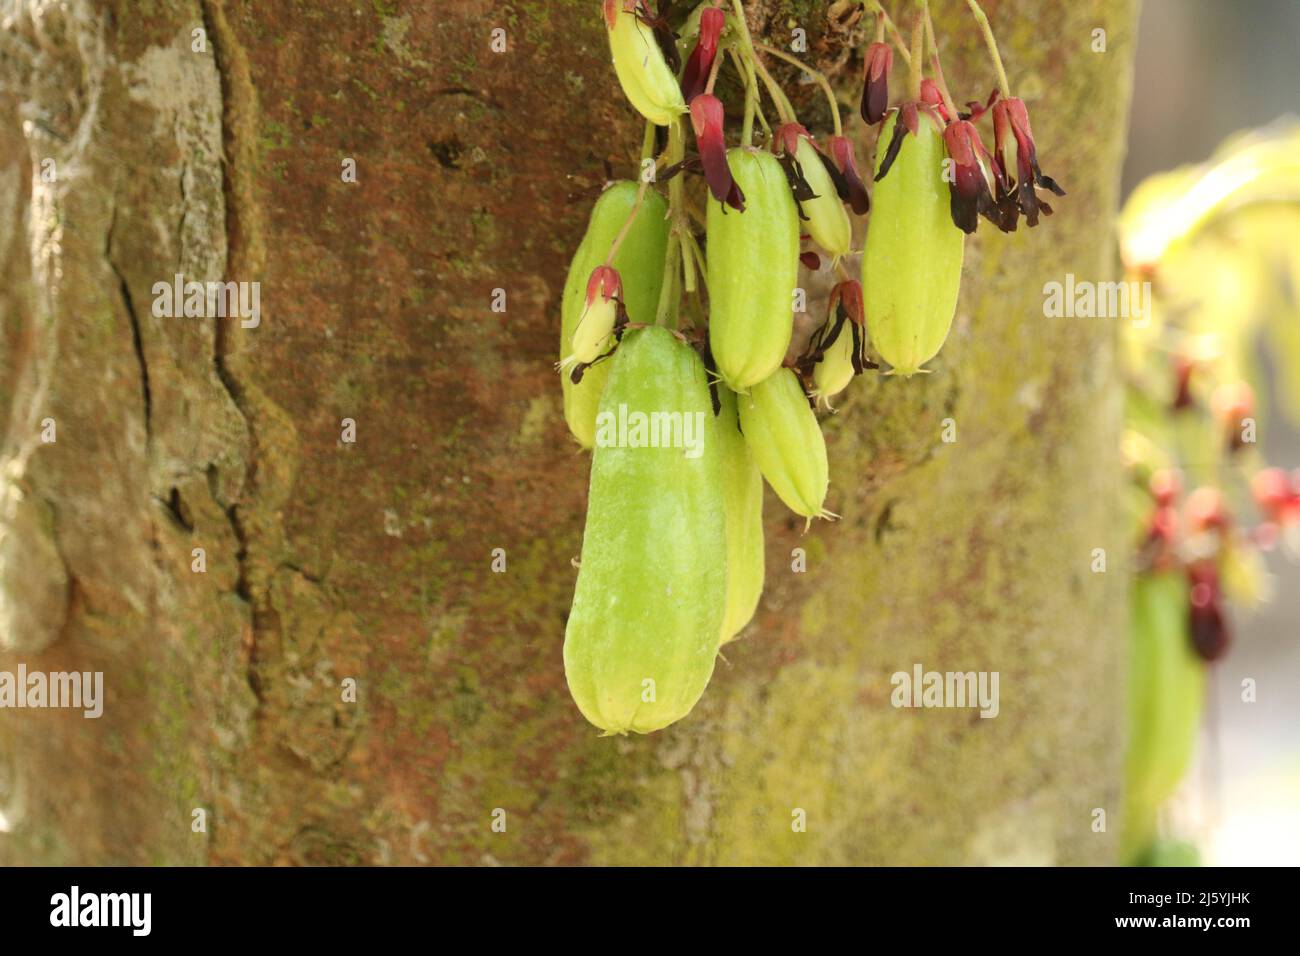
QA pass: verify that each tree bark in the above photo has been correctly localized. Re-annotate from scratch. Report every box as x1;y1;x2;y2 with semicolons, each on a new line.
0;0;1138;865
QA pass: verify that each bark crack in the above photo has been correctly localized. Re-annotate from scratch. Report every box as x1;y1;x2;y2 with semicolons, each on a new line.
199;0;266;707
105;199;152;441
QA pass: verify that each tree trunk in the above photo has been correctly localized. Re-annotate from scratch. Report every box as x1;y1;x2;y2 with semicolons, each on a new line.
0;0;1138;865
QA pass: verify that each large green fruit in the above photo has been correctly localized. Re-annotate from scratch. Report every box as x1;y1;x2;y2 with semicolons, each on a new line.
564;328;727;734
862;115;965;375
707;148;799;391
560;182;669;448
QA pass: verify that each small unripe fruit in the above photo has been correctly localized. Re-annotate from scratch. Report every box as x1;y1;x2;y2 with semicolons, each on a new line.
604;0;686;127
792;134;852;258
812;324;856;409
737;368;831;521
559;183;669;448
566;265;621;367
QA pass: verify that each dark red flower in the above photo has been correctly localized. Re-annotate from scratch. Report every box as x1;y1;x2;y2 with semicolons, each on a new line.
1188;561;1231;662
772;122;818;216
831;279;865;327
681;6;725;103
821;135;870;215
942;120;1000;234
799;250;822;271
991;96;1065;229
690;94;744;211
860;42;894;125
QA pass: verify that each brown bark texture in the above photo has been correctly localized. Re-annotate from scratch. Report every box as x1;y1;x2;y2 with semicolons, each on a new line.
0;0;1138;864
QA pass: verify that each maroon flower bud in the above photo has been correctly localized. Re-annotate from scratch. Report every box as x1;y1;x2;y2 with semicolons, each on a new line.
942;120;999;235
1188;561;1231;662
681;6;725;103
799;250;822;271
920;78;950;124
823;135;870;215
690;94;745;211
860;42;893;125
992;96;1065;229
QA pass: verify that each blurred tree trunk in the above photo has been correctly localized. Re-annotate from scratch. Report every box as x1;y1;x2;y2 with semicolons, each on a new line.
0;0;1138;865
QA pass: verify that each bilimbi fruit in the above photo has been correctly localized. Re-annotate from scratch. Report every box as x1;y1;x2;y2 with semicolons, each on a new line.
564;265;622;371
716;386;765;643
810;280;868;410
775;124;852;259
707;149;800;390
737;369;831;522
863;112;965;375
559;182;669;448
1121;571;1206;863
603;0;685;127
564;328;727;734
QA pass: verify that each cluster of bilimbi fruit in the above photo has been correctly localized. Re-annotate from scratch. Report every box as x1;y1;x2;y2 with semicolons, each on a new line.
561;1;1062;734
1118;123;1300;864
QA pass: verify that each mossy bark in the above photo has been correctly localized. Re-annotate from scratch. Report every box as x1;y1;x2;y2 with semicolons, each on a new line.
0;0;1138;864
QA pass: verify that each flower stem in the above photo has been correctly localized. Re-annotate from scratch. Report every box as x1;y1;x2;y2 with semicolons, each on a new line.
656;117;687;327
908;5;924;101
750;54;797;125
922;3;960;119
729;49;771;142
964;0;1011;98
865;0;912;67
731;0;796;126
603;121;659;266
755;41;843;137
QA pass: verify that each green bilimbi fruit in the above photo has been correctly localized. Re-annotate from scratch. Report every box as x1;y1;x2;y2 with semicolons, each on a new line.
863;114;965;375
1120;571;1206;864
736;368;831;521
793;135;852;259
716;386;764;644
560;183;669;449
708;148;800;391
603;0;686;127
564;327;727;734
811;324;856;410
